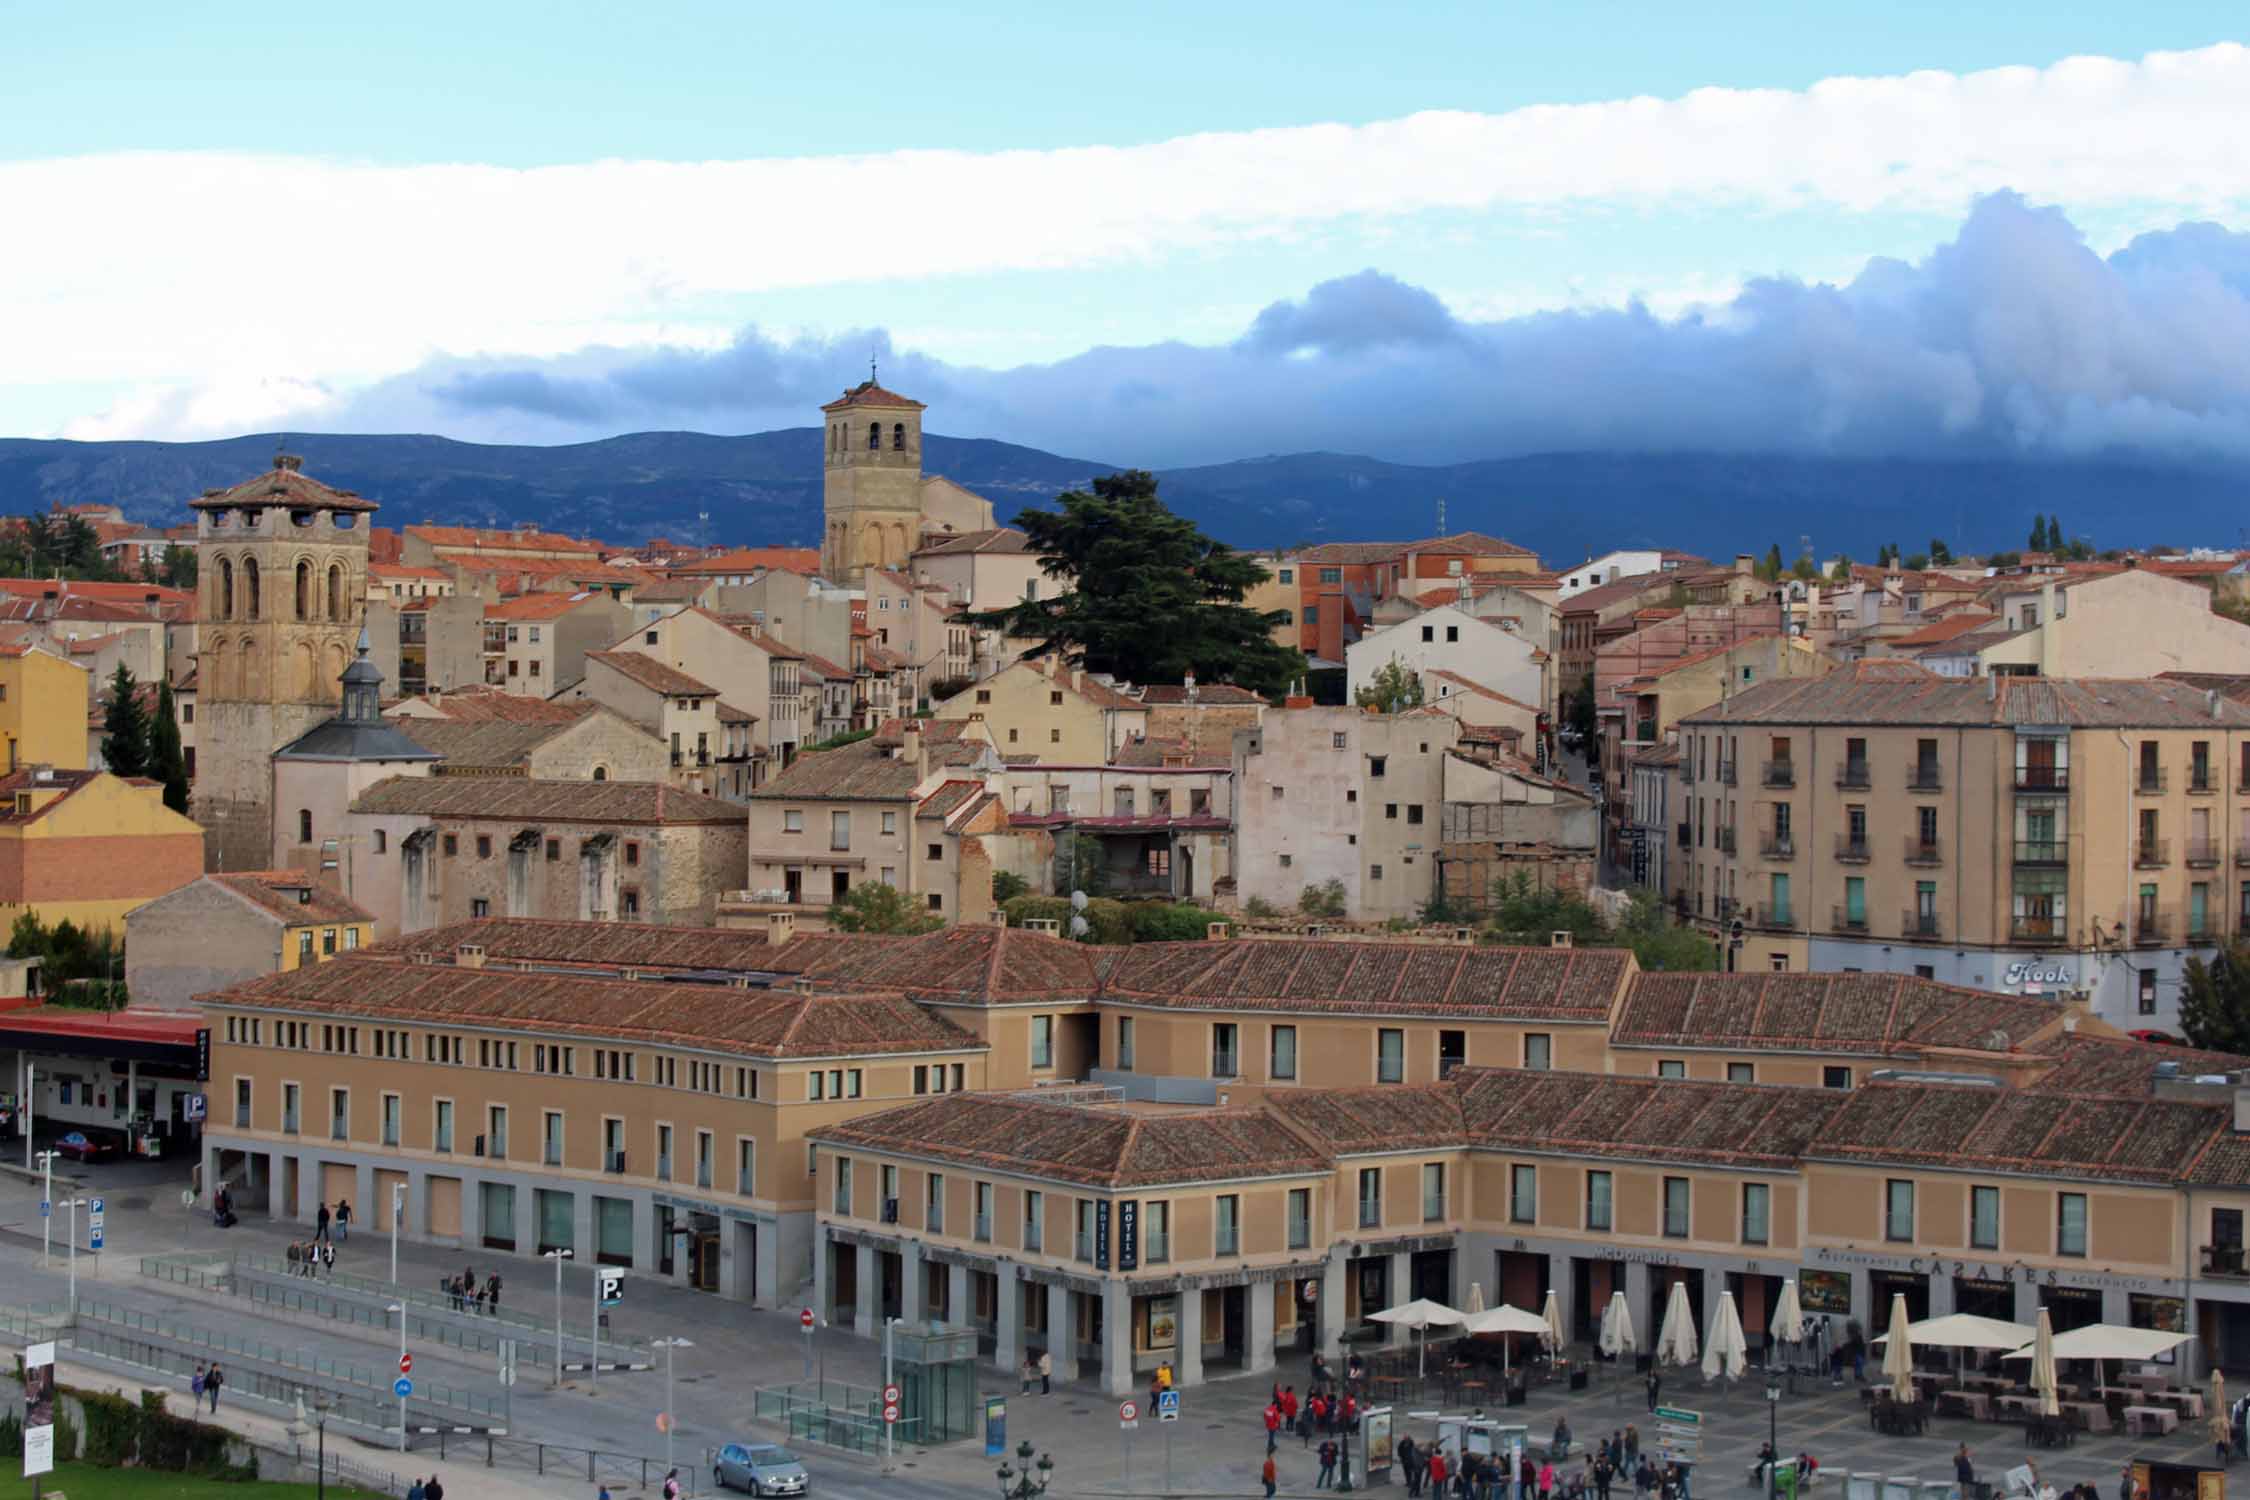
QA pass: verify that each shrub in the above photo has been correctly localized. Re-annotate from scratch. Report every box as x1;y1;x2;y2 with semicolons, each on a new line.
991;871;1030;905
1002;895;1074;930
1127;902;1221;943
1243;896;1279;919
80;1389;137;1466
1298;880;1346;919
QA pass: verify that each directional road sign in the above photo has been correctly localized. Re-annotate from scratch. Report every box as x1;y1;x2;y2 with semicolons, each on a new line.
393;1378;413;1398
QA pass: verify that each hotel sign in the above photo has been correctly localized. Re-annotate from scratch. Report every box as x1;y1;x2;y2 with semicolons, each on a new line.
1117;1200;1138;1271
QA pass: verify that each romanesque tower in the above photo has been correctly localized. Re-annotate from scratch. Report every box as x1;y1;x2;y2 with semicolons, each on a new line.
820;379;927;580
192;454;374;870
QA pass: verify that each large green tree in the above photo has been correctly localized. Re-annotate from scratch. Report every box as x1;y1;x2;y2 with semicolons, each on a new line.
1354;657;1424;714
149;676;190;813
100;663;149;779
2180;942;2250;1053
827;882;944;935
969;471;1303;697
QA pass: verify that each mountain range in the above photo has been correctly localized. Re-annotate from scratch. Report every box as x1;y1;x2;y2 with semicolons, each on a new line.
1;429;2244;564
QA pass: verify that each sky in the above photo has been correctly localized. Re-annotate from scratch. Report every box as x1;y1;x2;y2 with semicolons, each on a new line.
7;2;2250;469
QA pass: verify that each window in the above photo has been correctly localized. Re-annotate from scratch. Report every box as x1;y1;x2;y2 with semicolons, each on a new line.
1370;863;1384;881
1269;1024;1297;1080
1407;804;1423;825
1656;1059;1685;1079
1822;1066;1851;1090
373;829;387;854
833;1158;853;1216
783;809;804;833
1741;1182;1770;1245
975;1181;995;1242
471;898;490;918
543;1110;564;1166
1115;1016;1135;1071
297;809;313;844
656;1123;674;1179
1369;756;1387;778
880;810;897;835
1030;1015;1054;1069
738;1138;756;1196
1885;1179;1915;1241
1661;1177;1690;1237
1146;1199;1172;1262
1585;1170;1613;1231
234;1077;251;1129
443;834;458;856
2057;1193;2088;1257
1357;1167;1382;1227
1075;1198;1098;1262
1376;1028;1404;1083
475;834;492;859
1212;1022;1239;1077
830;811;850;850
1523;1034;1551;1071
927;842;943;861
1288;1188;1312;1248
1727;1062;1754;1084
379;1093;401;1146
330;1087;350;1141
2139;969;2158;1015
1970;1185;2000;1249
488;1105;508;1159
1510;1164;1536;1223
1216;1194;1241;1255
282;1083;300;1134
1445;625;1459;643
1319;567;1342;584
1386;803;1398;821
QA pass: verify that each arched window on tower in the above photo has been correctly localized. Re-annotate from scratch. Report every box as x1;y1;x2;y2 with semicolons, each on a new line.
244;559;262;621
867;421;880;451
216;559;235;622
327;563;343;621
892;423;905;451
295;560;311;620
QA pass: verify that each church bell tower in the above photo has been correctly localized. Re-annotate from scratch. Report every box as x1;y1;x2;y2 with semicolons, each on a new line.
819;377;927;580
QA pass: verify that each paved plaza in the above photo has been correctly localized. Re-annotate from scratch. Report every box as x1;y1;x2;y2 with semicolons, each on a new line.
0;1155;2233;1497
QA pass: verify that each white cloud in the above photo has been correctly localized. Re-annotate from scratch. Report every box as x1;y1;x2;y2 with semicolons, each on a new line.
14;42;2250;438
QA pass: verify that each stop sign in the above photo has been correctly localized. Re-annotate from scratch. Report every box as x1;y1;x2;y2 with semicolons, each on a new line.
399;1353;413;1375
800;1307;815;1330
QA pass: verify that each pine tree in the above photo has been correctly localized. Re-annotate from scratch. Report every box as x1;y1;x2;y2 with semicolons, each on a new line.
2048;515;2065;555
1928;538;1953;566
149;676;190;813
2029;517;2048;552
1761;543;1784;581
100;663;149;779
2180;942;2250;1053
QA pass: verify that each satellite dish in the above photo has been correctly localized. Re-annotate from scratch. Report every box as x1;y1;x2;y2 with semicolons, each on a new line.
1069;890;1088;911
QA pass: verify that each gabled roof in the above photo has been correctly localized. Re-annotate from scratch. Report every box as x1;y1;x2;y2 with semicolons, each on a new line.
1398;531;1537;558
389;688;591;724
375;916;778;976
764;924;1107;1004
1678;664;2250;729
350;775;741;824
408;525;603;554
913;528;1032;558
586;651;716;697
209;872;375;926
1561;571;1672;614
821;380;926;412
1813;1081;2222;1186
1610;971;2060;1056
1136;683;1267;705
486;591;601;621
1100;940;1630;1022
665;547;821;577
1424;670;1539;713
1885;613;1999;648
2021;1032;2249;1096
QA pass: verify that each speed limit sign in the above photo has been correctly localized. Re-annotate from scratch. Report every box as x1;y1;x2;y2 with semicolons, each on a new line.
883;1383;900;1405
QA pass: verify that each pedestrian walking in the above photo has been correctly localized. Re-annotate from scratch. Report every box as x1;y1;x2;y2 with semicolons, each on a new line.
315;1201;332;1243
425;1476;445;1500
1401;1436;1422;1498
407;1481;426;1500
664;1468;681;1500
1265;1454;1279;1499
1038;1347;1052;1395
2120;1465;2137;1500
335;1198;351;1242
1266;1400;1283;1453
1021;1354;1035;1394
1646;1370;1660;1412
486;1272;502;1315
191;1362;206;1403
1957;1445;1976;1499
205;1362;224;1413
1429;1447;1450;1500
1318;1438;1339;1490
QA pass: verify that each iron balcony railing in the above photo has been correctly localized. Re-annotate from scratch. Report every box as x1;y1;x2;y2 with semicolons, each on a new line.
1834;834;1871;863
1761;760;1796;789
2015;840;2067;865
2014;767;2070;793
2136;839;2171;868
1831;904;1870;934
1760;834;1796;860
1904;836;1942;865
1901;908;1942;940
1835;761;1872;790
2137;767;2169;794
1908;764;1943;791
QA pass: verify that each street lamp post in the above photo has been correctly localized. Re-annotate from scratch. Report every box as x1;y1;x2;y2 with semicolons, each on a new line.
389;1180;406;1285
1765;1369;1782;1500
389;1302;408;1453
311;1391;332;1500
995;1438;1054;1500
34;1149;57;1263
544;1248;573;1386
58;1196;87;1315
654;1337;694;1476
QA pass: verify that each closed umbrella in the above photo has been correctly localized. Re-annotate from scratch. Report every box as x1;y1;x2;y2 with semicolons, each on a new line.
1656;1279;1698;1368
1702;1290;1748;1386
1600;1290;1638;1407
1880;1293;1915;1402
1467;1282;1487;1315
2211;1370;2229;1452
2029;1308;2060;1420
1542;1289;1567;1357
1772;1280;1804;1373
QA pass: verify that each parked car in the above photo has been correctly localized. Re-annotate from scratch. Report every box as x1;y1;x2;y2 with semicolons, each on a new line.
54;1131;114;1163
715;1442;808;1496
2127;1029;2181;1045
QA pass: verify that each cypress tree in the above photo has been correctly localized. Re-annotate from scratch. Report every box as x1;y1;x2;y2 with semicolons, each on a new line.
100;663;149;779
149;675;190;813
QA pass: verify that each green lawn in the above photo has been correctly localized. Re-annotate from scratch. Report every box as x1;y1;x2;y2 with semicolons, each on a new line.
0;1464;387;1500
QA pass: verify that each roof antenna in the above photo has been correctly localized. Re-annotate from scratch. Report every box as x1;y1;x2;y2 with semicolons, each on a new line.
1436;496;1446;535
869;351;878;386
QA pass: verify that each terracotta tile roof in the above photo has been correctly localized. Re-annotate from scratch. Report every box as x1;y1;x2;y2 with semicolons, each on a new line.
370;563;452;581
631;577;712;603
1018;659;1141;710
407;525;603;554
2023;1032;2250;1095
916;779;989;823
821;380;927;413
205;956;980;1060
664;546;822;576
1112;736;1227;768
377;916;776;975
209;872;374;926
796;652;851;681
764;925;1106;1004
2157;672;2250;704
807;1094;1327;1189
392;719;573;767
912;528;1032;557
1136;683;1268;705
1292;540;1411;565
1562;572;1673;614
716;700;757;725
1679;664;2250;728
0;767;108;824
750;738;927;801
1611;971;2059;1056
1399;531;1538;559
1884;613;1998;648
1632;634;1782;681
192;457;377;514
1263;1084;1468;1152
1100;940;1630;1022
1453;1068;1844;1169
701;612;807;659
587;651;716;697
1812;1081;2224;1185
350;774;742;824
391;688;592;723
486;591;602;621
1425;670;1539;713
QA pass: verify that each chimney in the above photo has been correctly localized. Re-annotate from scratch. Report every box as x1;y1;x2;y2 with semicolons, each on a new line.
2211;689;2224;720
1206;922;1231;941
1550;930;1575;948
1184;672;1197;703
454;943;487;969
901;724;925;776
767;911;797;945
1070;668;1084;693
1734;554;1754;577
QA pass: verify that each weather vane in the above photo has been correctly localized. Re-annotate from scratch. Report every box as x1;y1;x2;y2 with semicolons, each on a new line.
869;352;878;385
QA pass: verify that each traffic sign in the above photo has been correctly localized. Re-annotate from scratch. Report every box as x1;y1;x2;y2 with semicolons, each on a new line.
183;1094;207;1123
1157;1390;1181;1423
1119;1399;1138;1428
399;1353;413;1375
881;1402;899;1425
393;1377;413;1398
882;1383;900;1405
598;1268;624;1307
800;1307;815;1331
90;1226;103;1252
38;1200;47;1218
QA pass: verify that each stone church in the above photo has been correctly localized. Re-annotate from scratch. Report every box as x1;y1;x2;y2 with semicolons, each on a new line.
192;455;376;871
818;380;995;580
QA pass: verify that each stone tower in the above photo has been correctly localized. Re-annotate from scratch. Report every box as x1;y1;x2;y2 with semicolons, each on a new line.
819;379;927;580
192;454;375;871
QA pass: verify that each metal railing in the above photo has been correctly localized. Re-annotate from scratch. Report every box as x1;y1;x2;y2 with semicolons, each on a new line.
1023;1221;1042;1252
2136;839;2171;868
1901;909;1942;940
926;1202;943;1235
1215;1224;1240;1256
1759;834;1795;860
2191;768;2218;794
751;1380;928;1457
1760;760;1795;788
2014;767;2070;793
2137;768;2169;794
1908;765;1943;791
2011;916;2065;942
1715;761;1738;787
1834;761;1871;790
1422;1195;1448;1223
1831;905;1869;934
1357;1199;1381;1229
973;1213;991;1242
2135;911;2173;944
1715;828;1736;854
1074;1231;1095;1262
2187;840;2222;868
1904;836;1942;865
1212;1049;1240;1078
2014;840;2067;865
1834;835;1870;862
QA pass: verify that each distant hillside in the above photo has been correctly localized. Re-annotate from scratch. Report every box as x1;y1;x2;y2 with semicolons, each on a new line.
0;429;2242;562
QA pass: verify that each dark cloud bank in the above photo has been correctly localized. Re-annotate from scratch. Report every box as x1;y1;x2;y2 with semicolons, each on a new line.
340;194;2250;475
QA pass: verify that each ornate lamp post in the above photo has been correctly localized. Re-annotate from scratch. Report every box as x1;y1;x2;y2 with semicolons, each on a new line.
996;1437;1054;1500
1765;1368;1783;1500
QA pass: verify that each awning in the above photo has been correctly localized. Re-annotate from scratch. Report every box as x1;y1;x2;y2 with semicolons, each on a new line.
2001;1325;2192;1362
1873;1313;2036;1350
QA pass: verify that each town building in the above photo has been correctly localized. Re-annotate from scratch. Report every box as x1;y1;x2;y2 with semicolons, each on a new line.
269;644;444;893
0;645;89;772
993;753;1234;902
594;607;806;782
933;658;1147;764
572;651;726;795
1675;663;2250;1031
0;766;204;936
125;870;375;1009
482;591;631;695
1557;550;1705;599
818;381;996;581
1978;570;2250;679
1345;603;1548;716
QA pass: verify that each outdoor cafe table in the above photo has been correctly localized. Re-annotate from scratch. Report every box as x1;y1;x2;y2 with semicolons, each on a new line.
2152;1390;2205;1418
2061;1402;2113;1433
2124;1372;2171;1392
1998;1395;2041;1418
1936;1391;1992;1420
2123;1406;2181;1437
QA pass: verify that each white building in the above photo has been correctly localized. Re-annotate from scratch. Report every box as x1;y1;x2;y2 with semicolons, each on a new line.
1557;550;1703;600
1344;604;1546;713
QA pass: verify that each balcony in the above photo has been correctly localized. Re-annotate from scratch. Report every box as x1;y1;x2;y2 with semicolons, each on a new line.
1831;904;1870;935
1423;1194;1448;1224
544;1142;564;1167
1716;760;1738;787
1023;1221;1042;1252
283;1109;300;1136
656;1152;671;1181
1216;1224;1241;1256
2011;915;2065;943
330;1118;348;1143
2188;839;2222;868
1211;1049;1240;1079
1760;833;1796;861
697;1162;713;1190
2014;767;2070;794
607;1150;629;1175
1288;1217;1311;1250
2191;769;2218;795
2189;915;2221;944
2137;768;2169;795
1834;834;1871;863
1908;765;1943;792
1634;721;1657;744
1900;908;1943;940
669;749;684;768
2203;1243;2250;1278
1904;836;1943;866
1716;827;1737;855
1358;1198;1382;1229
1074;1231;1095;1262
2136;838;2171;869
927;1204;944;1235
2134;911;2171;946
1753;902;1797;931
1761;760;1796;789
2014;840;2067;866
974;1213;992;1242
1834;761;1872;790
1146;1229;1170;1263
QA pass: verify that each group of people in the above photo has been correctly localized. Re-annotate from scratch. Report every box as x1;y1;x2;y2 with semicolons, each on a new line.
447;1264;502;1314
210;1186;238;1229
284;1239;336;1277
403;1475;445;1500
188;1361;226;1414
1017;1348;1053;1394
315;1199;352;1243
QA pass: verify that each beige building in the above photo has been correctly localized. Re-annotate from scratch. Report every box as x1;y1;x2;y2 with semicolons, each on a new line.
483;591;630;695
988;757;1234;902
933;657;1147;764
1982;569;2250;678
392;703;668;783
599;607;806;781
1676;662;2250;1033
819;380;996;581
572;651;724;795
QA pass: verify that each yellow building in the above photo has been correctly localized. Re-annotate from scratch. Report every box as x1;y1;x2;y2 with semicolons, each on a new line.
125;871;376;1009
932;656;1146;763
0;766;205;936
0;646;90;772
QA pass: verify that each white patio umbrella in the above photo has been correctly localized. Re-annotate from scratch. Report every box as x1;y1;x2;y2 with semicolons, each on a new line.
1771;1279;1804;1371
1467;1282;1487;1315
1702;1289;1748;1385
1462;1303;1549;1376
1880;1292;1916;1401
1656;1279;1699;1368
1600;1290;1638;1406
1369;1296;1466;1377
2000;1320;2190;1403
1873;1313;2035;1350
1542;1289;1567;1356
2029;1308;2060;1419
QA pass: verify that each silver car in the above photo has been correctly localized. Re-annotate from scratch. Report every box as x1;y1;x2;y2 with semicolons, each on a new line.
715;1442;809;1496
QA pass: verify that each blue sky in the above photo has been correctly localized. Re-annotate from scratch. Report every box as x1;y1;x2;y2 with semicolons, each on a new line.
5;3;2250;466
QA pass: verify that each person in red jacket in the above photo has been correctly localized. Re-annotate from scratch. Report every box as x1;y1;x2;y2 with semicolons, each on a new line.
1429;1447;1451;1498
1266;1402;1283;1454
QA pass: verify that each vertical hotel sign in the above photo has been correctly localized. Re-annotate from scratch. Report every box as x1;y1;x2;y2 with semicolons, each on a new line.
1118;1200;1139;1270
24;1340;56;1477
